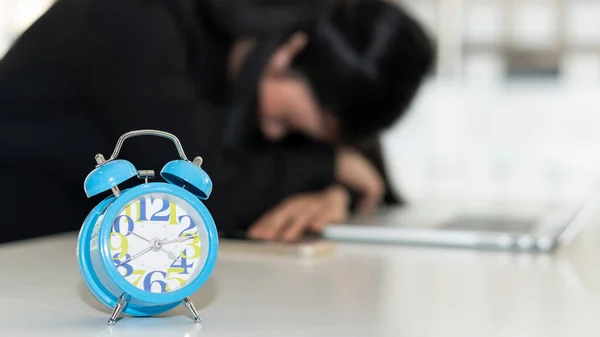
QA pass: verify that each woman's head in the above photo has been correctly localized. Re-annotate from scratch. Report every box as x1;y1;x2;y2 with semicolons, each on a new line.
291;0;435;142
212;0;434;146
254;0;434;143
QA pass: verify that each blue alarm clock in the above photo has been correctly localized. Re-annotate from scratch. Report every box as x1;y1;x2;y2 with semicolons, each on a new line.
76;130;219;326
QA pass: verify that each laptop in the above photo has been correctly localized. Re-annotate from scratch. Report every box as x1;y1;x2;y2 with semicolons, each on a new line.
322;187;600;252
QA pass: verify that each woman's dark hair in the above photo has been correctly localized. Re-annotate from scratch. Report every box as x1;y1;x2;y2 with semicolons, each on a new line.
292;0;435;141
198;0;434;147
201;0;335;37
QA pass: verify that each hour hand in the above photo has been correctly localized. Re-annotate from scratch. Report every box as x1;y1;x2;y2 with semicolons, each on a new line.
131;232;150;242
160;248;178;260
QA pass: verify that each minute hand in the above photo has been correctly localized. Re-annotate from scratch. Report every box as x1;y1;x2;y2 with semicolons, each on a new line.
161;236;195;245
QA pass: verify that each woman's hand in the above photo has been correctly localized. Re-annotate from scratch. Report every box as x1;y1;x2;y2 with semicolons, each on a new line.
248;185;350;242
336;147;384;213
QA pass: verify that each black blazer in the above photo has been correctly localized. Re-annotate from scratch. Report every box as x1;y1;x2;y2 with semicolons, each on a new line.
0;0;336;243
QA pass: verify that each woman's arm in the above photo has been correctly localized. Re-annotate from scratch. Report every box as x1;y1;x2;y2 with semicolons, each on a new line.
351;136;404;206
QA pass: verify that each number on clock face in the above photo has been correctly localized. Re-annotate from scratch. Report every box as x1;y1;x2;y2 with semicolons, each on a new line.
109;194;204;293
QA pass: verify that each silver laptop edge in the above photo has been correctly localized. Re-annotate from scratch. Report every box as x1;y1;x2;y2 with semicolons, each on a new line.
323;183;600;253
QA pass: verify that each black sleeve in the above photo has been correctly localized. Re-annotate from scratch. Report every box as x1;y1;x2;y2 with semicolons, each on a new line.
352;136;404;206
76;1;336;233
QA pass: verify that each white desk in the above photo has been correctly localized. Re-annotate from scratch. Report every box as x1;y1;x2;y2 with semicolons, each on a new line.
2;217;600;337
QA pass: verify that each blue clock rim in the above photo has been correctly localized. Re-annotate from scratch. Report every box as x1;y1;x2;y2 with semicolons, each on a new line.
98;182;219;305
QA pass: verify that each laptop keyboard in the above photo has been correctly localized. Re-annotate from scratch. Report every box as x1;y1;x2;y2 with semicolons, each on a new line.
441;216;537;233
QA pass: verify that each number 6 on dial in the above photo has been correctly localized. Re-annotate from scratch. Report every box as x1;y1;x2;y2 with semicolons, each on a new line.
76;130;219;326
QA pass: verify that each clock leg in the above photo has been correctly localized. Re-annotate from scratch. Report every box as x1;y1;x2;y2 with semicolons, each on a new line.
107;294;128;326
182;297;202;323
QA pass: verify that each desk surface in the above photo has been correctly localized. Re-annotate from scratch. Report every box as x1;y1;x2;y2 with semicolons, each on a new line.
2;218;600;337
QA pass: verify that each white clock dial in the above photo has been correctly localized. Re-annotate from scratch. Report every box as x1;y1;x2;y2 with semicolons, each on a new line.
108;193;208;293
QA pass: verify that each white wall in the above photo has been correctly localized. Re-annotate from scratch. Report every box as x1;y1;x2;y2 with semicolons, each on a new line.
382;77;600;203
0;0;54;57
390;0;600;202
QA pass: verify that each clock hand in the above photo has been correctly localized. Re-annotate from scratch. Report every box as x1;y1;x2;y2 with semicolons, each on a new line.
131;232;150;242
129;233;169;260
161;235;195;245
119;246;153;266
158;236;191;259
159;248;178;260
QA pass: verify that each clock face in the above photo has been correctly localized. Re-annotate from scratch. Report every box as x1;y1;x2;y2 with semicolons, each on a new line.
108;193;208;294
